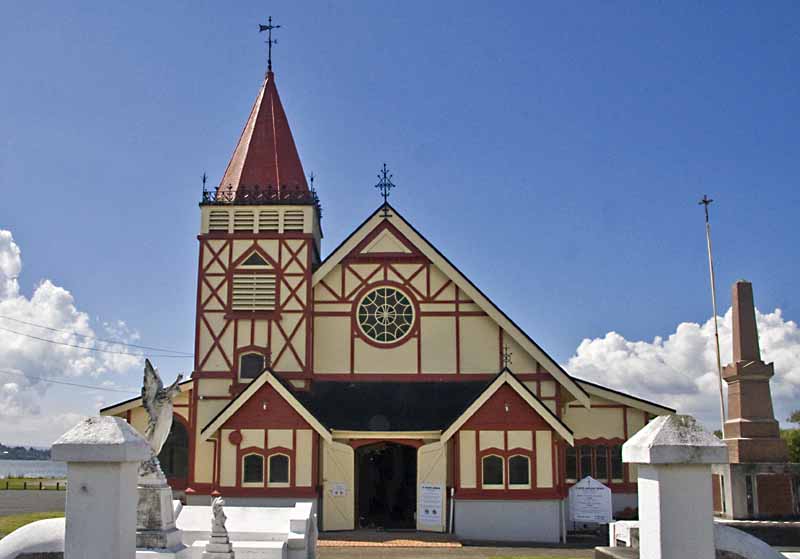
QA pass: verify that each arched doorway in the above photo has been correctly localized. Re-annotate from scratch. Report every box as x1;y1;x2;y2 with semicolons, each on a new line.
158;416;189;489
355;442;417;529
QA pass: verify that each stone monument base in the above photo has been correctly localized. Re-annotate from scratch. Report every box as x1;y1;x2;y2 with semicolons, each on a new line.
137;473;186;554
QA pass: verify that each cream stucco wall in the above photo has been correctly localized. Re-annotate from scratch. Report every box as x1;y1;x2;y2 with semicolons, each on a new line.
459;430;477;489
295;430;313;487
535;431;553;488
563;396;626;440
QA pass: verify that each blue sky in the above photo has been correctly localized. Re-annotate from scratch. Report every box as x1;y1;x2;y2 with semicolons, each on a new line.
1;2;799;444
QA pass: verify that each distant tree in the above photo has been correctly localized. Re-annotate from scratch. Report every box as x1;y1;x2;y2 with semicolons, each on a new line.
781;430;800;463
788;410;800;425
713;430;723;439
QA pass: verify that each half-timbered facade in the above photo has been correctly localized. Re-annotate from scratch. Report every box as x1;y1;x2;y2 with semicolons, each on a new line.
102;62;673;542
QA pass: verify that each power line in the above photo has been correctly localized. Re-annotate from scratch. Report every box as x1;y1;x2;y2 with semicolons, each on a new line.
0;368;139;394
0;325;193;359
0;315;193;356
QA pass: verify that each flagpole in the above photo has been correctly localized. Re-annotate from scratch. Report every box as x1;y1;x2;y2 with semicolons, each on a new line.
700;194;726;436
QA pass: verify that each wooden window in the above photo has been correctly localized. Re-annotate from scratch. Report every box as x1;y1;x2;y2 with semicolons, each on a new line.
611;445;623;480
243;454;264;483
239;353;266;380
566;446;577;481
231;253;276;312
579;446;593;478
595;446;608;480
482;455;504;488
233;210;255;232
282;210;304;232
268;454;290;486
508;455;530;488
208;210;229;232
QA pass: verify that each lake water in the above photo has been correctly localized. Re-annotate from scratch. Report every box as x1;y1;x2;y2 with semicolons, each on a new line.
0;460;67;479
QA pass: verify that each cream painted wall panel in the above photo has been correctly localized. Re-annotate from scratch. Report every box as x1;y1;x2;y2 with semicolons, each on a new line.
459;303;481;313
345;264;379;297
540;381;556;398
237;320;252;348
295;430;313;487
220;429;237;487
545;401;557;413
420;316;457;374
479;430;504;451
314;303;351;313
129;408;148;435
195;439;215;483
198;379;232;397
255;320;269;347
354;338;417;374
564;407;625;439
627;408;647;438
420;303;456;313
459;431;476;489
255;239;279;259
523;381;538;395
315;265;342;299
271;319;302;372
313;316;350;373
268;429;293;449
428;266;450;299
241;429;265;449
502;332;538;373
460;316;499;373
314;284;337;302
535;431;553;488
393;263;424;283
174;407;189;422
507;430;533;451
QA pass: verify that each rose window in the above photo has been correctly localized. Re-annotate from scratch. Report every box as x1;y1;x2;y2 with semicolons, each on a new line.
357;287;415;344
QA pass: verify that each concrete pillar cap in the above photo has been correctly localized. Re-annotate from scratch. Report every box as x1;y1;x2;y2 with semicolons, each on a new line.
51;416;151;463
622;414;728;465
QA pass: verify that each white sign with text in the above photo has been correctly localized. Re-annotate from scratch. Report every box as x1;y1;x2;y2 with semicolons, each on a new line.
569;476;612;523
418;483;443;525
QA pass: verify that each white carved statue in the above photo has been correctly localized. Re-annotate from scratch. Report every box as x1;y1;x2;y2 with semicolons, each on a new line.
211;496;228;534
140;358;183;478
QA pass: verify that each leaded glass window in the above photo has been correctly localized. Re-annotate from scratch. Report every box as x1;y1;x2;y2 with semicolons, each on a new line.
357;287;415;343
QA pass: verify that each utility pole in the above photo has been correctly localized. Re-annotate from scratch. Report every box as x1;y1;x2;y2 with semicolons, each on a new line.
699;194;726;436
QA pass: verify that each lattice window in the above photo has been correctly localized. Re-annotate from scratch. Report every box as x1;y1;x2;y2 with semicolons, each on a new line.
282;210;305;232
231;252;276;312
258;210;279;232
357;287;415;343
233;211;255;232
208;210;230;232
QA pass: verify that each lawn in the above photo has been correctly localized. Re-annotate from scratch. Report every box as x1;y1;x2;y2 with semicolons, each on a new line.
0;477;66;490
0;512;64;538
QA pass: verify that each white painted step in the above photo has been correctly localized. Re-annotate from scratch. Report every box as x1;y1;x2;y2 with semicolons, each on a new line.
191;540;287;559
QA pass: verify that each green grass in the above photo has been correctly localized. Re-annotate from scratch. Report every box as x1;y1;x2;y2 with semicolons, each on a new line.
0;512;64;538
0;477;66;490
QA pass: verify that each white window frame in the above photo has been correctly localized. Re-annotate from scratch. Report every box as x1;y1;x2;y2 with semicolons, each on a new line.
239;352;266;382
267;453;291;488
508;454;531;489
481;454;505;490
242;453;265;487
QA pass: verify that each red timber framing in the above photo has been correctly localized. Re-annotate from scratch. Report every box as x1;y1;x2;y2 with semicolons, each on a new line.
311;220;559;397
453;385;563;500
194;232;314;379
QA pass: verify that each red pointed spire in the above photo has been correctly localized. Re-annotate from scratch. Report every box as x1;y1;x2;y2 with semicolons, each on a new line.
218;71;308;200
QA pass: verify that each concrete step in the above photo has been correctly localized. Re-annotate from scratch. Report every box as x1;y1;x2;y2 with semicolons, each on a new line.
191;539;287;559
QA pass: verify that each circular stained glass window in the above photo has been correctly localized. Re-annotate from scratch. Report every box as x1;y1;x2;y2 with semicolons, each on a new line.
357;287;415;344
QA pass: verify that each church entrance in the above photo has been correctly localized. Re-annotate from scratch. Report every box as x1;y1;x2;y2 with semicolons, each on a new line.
355;442;417;530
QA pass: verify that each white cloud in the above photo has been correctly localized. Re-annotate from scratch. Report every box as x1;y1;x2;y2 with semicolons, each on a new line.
566;307;800;429
0;229;140;438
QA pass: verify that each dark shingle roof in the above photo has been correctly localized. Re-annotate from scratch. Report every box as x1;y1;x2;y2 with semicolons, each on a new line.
292;381;489;431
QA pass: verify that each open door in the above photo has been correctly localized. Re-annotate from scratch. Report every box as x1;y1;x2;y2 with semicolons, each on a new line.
321;439;355;531
416;441;447;532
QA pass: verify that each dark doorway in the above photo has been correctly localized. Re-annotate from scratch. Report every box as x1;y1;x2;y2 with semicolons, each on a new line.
356;442;417;529
158;418;189;488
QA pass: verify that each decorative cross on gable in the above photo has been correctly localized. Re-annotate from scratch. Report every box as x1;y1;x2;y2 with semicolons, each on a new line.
374;163;396;218
502;344;513;368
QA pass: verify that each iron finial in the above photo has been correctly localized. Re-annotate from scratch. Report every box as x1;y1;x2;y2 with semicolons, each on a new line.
699;194;713;223
258;16;281;73
374;163;396;218
502;344;513;368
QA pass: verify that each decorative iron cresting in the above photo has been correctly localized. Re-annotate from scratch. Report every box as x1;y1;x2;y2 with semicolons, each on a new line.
201;183;321;214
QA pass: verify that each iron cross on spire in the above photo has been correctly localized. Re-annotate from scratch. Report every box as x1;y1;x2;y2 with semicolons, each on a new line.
259;16;281;73
374;163;396;218
502;344;513;368
699;194;713;223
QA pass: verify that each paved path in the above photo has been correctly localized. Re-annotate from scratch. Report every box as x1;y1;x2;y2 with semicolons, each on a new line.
319;546;593;558
0;491;65;516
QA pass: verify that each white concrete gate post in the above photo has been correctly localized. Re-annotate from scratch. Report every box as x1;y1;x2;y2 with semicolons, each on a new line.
51;416;152;559
622;414;728;559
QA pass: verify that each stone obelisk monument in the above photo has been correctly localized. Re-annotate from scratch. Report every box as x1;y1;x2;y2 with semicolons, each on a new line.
722;280;788;463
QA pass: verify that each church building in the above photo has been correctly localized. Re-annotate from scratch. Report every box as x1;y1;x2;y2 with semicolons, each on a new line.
102;42;674;542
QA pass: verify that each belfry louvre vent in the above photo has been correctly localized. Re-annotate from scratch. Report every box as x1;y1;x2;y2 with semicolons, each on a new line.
283;210;305;232
208;211;230;232
258;210;280;232
234;211;256;232
231;253;276;311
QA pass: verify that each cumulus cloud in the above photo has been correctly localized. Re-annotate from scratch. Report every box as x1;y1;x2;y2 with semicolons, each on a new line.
0;230;140;426
566;307;800;429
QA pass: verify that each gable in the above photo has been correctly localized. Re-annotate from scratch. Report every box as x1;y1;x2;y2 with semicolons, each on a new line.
222;381;310;430
359;226;413;255
463;385;551;430
311;204;590;407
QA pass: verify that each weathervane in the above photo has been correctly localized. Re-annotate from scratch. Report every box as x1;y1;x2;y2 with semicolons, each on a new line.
374;163;396;218
502;344;513;368
259;16;281;73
